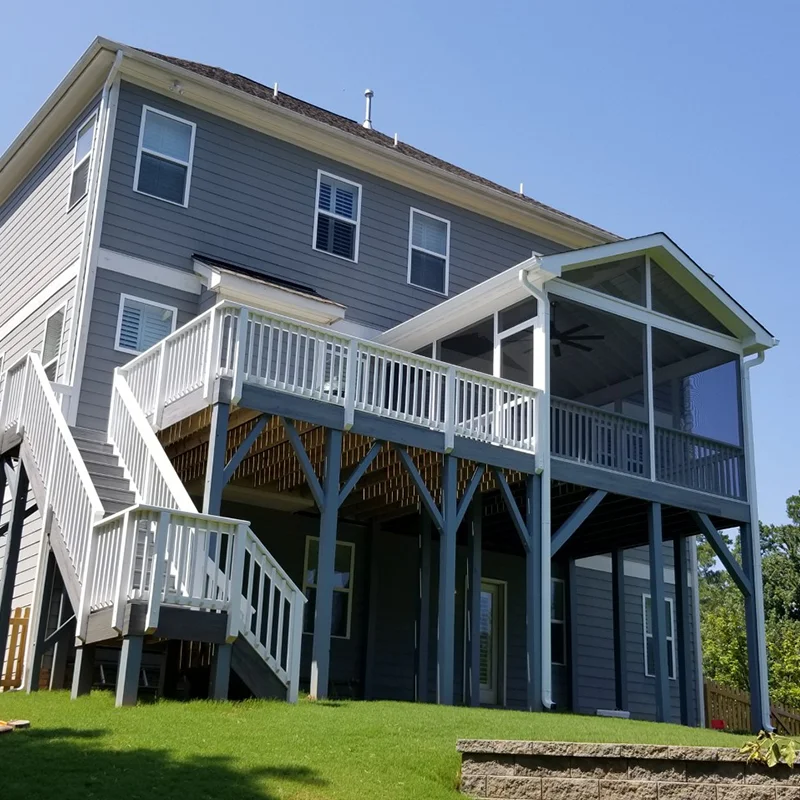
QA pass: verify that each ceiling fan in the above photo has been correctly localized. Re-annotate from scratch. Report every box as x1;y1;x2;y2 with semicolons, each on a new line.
550;302;605;357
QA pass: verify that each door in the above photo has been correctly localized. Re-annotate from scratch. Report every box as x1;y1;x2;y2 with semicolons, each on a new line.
479;581;503;705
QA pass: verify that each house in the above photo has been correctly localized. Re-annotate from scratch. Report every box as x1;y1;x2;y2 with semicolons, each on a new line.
0;38;776;731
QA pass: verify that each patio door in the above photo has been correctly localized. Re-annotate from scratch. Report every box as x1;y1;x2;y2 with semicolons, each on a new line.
479;581;503;705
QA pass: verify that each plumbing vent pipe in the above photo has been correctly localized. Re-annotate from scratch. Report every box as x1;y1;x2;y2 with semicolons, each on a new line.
363;89;374;130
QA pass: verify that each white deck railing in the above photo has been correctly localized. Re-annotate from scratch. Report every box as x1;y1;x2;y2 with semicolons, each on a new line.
119;302;540;453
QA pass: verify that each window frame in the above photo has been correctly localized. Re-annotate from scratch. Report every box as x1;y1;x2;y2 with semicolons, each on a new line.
551;577;567;667
311;169;362;263
407;207;451;296
301;535;356;640
133;105;197;208
67;112;98;211
642;593;677;680
114;293;178;356
41;304;67;381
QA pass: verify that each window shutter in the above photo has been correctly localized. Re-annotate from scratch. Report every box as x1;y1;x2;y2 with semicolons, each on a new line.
318;181;332;212
333;186;355;220
118;302;143;351
412;213;447;255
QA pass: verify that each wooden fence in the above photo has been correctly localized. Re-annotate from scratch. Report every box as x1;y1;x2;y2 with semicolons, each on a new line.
704;679;800;736
1;607;29;691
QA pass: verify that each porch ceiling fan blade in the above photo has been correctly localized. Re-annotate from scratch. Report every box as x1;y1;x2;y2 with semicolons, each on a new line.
559;323;590;337
566;334;605;342
563;341;594;353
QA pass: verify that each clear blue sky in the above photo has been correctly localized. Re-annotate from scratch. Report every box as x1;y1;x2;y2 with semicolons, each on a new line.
2;1;797;523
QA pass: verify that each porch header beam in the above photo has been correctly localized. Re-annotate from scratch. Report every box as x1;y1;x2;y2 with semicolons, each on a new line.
691;511;752;597
491;467;529;552
455;465;485;531
281;417;325;510
338;441;383;507
222;414;269;485
551;490;608;558
393;445;444;531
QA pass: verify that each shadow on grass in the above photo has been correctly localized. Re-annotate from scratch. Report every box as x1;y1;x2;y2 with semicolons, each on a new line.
2;727;326;800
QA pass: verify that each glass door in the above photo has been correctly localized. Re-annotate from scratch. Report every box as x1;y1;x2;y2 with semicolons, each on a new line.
479;581;502;705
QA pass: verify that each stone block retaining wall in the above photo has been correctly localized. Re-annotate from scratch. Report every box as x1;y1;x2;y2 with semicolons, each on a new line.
458;740;800;799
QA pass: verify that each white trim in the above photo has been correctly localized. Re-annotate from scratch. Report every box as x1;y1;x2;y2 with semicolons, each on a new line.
100;248;203;294
407;207;451;296
643;593;677;680
0;263;78;342
301;535;355;640
133;105;196;208
551;577;567;667
311;169;362;263
41;303;68;380
66;111;98;210
114;293;178;355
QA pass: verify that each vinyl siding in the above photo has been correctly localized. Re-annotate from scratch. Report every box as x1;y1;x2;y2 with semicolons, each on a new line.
0;97;99;330
100;82;563;333
74;269;200;430
0;483;43;609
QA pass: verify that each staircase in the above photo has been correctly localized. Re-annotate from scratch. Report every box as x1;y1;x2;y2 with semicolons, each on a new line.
0;352;305;703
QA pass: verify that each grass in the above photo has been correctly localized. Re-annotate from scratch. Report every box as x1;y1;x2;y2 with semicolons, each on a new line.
1;691;748;800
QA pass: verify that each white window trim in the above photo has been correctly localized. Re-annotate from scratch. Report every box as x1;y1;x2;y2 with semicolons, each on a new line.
643;593;677;680
407;207;451;296
41;304;67;380
114;294;178;356
311;169;362;263
133;105;197;208
302;535;356;640
551;577;567;667
67;112;98;211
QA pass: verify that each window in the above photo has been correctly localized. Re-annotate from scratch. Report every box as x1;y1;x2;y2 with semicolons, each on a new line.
302;536;355;639
42;307;66;381
551;578;566;666
643;594;676;679
408;208;450;295
115;295;177;355
133;106;196;206
313;171;361;261
68;115;96;208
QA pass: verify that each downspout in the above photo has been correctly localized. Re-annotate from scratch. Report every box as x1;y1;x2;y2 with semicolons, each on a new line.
66;49;123;424
520;266;556;711
742;349;771;730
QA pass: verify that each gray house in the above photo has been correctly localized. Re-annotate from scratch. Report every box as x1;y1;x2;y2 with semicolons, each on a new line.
0;38;777;731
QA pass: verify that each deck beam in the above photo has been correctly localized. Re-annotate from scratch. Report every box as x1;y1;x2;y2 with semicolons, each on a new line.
648;502;671;723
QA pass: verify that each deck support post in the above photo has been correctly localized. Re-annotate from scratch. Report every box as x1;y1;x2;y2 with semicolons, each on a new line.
416;514;432;703
611;548;628;712
673;536;694;726
437;453;458;706
116;635;144;707
203;400;231;517
363;520;380;700
741;521;771;733
209;642;232;700
309;427;343;700
525;473;543;712
568;558;580;713
26;548;56;692
71;644;95;698
647;502;670;723
466;493;483;707
0;459;28;674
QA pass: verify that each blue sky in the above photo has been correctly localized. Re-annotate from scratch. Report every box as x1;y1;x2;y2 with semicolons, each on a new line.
2;1;797;523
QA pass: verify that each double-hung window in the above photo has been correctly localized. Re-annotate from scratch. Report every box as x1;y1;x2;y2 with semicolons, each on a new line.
643;594;676;679
302;536;355;639
313;171;361;261
42;307;66;381
408;208;450;295
551;578;567;666
134;106;196;206
68;115;96;208
115;295;177;355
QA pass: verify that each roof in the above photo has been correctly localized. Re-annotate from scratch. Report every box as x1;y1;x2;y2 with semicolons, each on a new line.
143;50;617;242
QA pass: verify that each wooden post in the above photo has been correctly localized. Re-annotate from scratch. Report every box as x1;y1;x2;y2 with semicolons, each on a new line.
116;636;144;707
71;644;95;699
612;548;628;712
363;520;381;700
525;473;542;712
648;502;670;723
568;559;580;713
309;427;343;700
416;514;432;703
209;642;232;700
466;495;482;707
674;536;693;726
437;453;458;705
26;549;56;693
49;589;73;690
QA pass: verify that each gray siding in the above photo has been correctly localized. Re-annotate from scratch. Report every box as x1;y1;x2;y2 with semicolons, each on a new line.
75;269;200;430
0;96;99;329
101;82;562;333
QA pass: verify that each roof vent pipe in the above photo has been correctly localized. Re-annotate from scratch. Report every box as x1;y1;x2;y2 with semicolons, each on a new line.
273;82;279;99
363;89;374;130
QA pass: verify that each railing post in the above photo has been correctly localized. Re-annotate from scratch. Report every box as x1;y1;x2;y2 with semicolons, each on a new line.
286;588;305;703
232;307;249;405
205;307;223;399
112;511;136;633
444;365;456;453
152;339;169;430
343;339;359;431
76;522;100;642
225;524;248;642
15;357;31;436
144;511;170;634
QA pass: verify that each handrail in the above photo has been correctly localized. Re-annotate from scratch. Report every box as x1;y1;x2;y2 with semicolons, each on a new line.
654;424;745;454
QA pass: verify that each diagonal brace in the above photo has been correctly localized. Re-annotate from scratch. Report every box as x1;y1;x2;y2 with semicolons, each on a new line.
222;415;269;485
393;445;443;531
43;614;76;648
339;441;383;507
455;465;485;530
0;503;37;537
691;512;752;597
282;417;324;510
551;489;607;557
491;466;529;553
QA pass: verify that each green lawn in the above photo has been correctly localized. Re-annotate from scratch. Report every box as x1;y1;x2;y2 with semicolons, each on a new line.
1;691;747;800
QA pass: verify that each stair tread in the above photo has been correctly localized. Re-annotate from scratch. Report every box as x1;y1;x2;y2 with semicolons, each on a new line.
69;426;108;444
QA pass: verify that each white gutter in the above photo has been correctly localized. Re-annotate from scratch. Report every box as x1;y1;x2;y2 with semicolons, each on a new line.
520;265;556;711
66;50;123;423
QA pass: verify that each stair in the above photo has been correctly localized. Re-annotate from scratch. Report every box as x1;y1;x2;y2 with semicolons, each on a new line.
70;426;136;515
